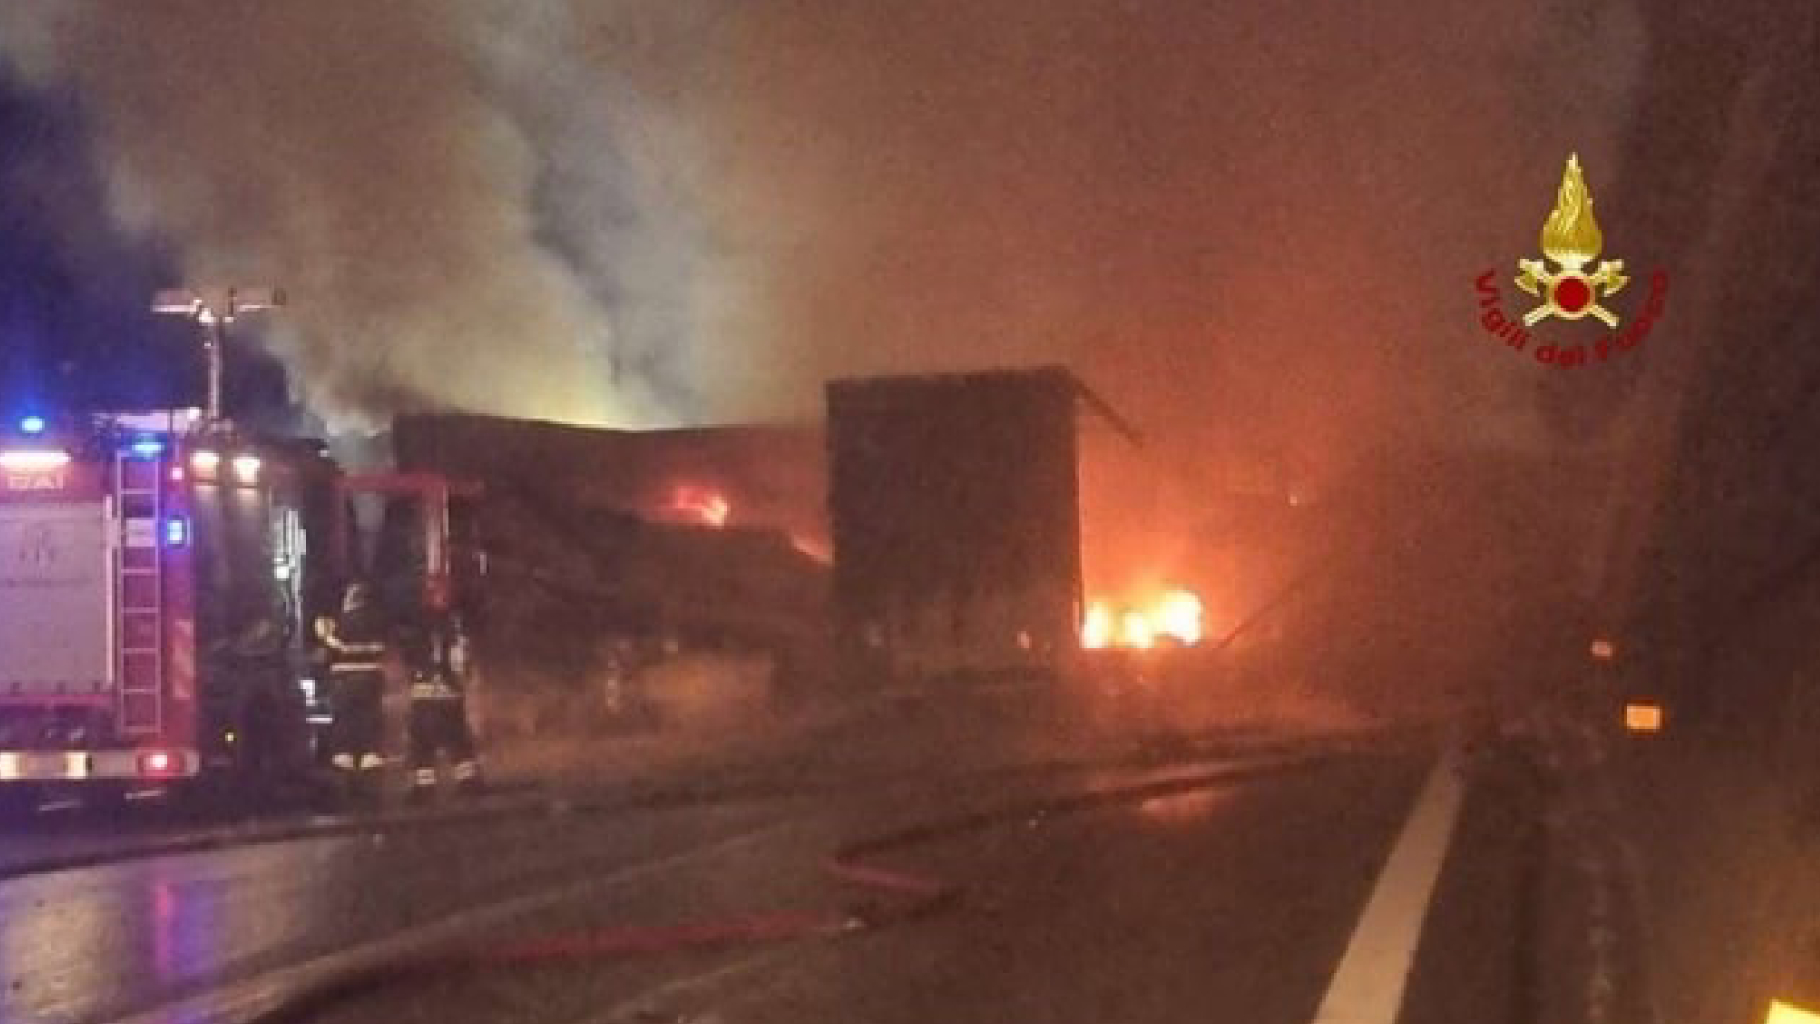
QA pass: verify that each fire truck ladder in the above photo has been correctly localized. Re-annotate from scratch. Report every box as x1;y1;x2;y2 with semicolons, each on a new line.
115;450;164;736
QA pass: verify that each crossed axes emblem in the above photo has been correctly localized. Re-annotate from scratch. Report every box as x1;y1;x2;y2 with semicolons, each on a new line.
1514;257;1628;328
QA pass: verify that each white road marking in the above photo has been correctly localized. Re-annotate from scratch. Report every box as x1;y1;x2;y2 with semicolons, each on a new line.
588;945;798;1024
1312;748;1466;1024
106;821;792;1024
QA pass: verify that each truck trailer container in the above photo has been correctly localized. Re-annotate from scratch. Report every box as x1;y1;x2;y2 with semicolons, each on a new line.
825;366;1088;681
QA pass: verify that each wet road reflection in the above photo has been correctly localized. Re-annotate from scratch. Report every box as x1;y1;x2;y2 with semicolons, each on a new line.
0;803;778;1024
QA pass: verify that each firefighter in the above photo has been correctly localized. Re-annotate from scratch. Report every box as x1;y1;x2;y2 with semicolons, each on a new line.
406;610;482;801
316;581;389;794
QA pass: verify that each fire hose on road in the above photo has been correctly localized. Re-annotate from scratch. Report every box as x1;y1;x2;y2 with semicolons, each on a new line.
499;752;1341;963
243;744;1371;1024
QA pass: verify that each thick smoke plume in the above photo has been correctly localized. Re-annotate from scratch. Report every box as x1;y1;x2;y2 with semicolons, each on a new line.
702;0;1648;470
0;0;718;429
1;0;1648;471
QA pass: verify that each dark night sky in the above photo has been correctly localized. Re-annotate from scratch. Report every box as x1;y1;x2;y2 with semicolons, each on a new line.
0;70;289;420
0;73;175;413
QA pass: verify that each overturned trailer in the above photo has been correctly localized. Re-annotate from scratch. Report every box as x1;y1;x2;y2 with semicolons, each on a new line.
388;414;832;731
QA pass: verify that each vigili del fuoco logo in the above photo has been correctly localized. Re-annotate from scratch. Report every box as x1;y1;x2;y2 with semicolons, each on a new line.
1474;154;1667;368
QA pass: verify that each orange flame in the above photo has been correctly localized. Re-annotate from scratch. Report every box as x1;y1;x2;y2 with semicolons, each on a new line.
1120;610;1155;650
1080;588;1204;649
1153;589;1203;645
669;485;731;528
1082;602;1114;650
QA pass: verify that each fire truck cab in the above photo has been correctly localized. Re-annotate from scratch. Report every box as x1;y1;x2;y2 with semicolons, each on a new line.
0;410;336;808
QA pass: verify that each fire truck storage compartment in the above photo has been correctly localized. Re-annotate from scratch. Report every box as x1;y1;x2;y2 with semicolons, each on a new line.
192;477;286;651
0;501;115;699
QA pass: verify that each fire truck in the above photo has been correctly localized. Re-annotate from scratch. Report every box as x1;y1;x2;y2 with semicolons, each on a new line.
0;409;482;810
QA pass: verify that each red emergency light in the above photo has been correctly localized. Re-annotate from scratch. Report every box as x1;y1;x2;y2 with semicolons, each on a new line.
137;749;180;778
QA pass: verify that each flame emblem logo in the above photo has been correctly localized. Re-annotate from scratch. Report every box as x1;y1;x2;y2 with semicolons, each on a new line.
1515;154;1628;327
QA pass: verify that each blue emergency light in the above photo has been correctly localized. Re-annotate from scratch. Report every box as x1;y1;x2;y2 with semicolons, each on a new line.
129;438;165;458
19;415;45;435
164;517;188;547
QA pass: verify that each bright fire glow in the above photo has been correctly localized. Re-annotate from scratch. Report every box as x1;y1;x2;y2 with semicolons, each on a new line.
791;534;832;563
1082;602;1114;650
1081;589;1204;649
0;450;70;471
1765;1000;1820;1024
1154;590;1203;645
669;485;731;528
1120;610;1154;649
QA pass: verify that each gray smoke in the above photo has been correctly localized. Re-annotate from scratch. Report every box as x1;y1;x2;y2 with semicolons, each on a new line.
0;0;1652;468
0;0;719;429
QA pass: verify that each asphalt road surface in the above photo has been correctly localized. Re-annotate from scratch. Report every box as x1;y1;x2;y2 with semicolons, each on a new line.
0;685;1539;1024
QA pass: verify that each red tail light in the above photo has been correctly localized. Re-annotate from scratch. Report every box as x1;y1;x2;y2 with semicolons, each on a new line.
138;750;178;777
